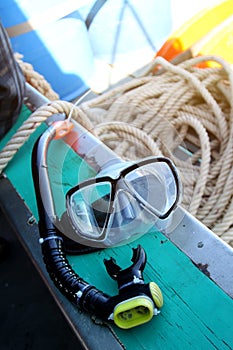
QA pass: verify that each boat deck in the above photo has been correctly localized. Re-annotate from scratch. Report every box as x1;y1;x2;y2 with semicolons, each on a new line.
0;84;233;350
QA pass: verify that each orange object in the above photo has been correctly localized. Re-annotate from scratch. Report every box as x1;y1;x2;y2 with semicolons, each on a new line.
53;120;74;140
156;38;183;62
155;0;233;67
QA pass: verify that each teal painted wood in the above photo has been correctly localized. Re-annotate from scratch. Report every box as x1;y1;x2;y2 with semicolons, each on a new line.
68;233;233;350
0;106;47;218
1;106;233;349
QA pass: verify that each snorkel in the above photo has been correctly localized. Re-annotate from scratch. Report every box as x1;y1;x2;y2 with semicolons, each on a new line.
32;118;181;328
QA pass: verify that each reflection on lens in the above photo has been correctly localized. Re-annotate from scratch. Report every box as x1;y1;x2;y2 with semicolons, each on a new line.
68;182;112;238
125;162;177;217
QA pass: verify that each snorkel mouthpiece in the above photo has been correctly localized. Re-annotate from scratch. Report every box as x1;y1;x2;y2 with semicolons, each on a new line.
104;245;163;329
76;245;163;329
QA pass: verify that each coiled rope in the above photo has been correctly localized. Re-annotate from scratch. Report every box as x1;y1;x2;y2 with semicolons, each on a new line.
0;55;233;246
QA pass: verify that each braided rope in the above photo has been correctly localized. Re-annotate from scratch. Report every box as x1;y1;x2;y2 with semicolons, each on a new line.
1;55;233;246
0;101;94;173
14;53;59;101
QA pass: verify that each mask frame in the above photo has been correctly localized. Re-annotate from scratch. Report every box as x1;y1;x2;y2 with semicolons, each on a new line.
66;156;181;245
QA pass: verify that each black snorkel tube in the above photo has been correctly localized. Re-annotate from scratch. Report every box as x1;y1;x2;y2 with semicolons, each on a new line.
32;120;163;329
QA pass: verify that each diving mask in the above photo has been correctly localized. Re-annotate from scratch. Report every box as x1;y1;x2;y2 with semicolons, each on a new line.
36;119;181;248
66;157;180;247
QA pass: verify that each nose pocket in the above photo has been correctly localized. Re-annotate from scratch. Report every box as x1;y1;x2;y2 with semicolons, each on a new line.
117;191;136;220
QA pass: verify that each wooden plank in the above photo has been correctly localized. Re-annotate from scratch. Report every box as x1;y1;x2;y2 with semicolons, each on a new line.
1;105;233;349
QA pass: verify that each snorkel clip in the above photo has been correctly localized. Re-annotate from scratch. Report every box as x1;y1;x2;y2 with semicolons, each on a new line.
104;244;146;290
102;245;163;329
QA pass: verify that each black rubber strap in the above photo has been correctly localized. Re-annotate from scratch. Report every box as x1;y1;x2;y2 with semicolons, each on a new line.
61;233;102;255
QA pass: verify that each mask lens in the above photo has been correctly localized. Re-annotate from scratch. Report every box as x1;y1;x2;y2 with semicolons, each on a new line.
125;161;178;217
68;181;112;238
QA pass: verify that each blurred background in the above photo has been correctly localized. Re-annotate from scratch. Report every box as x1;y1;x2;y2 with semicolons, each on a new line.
0;0;219;99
